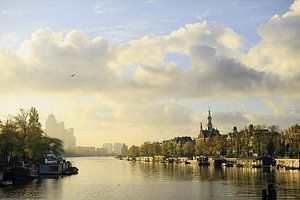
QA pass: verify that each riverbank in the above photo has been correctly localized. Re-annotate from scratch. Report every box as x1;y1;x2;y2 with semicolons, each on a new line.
120;156;300;170
2;157;299;200
0;156;78;185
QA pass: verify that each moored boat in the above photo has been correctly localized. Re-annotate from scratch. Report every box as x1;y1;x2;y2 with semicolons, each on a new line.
223;161;234;167
1;180;13;186
166;158;174;163
184;160;191;164
252;156;274;168
39;152;79;176
236;163;244;168
64;167;79;175
12;164;39;178
198;156;210;166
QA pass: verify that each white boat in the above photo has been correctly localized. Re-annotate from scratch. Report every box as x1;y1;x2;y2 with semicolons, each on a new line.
1;180;13;186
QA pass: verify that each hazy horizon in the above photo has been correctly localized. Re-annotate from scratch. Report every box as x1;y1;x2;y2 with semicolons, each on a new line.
1;0;300;147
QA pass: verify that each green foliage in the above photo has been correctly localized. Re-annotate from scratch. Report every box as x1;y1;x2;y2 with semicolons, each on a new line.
129;124;299;158
0;107;64;165
182;141;194;158
161;141;175;157
137;142;162;157
128;145;139;157
175;144;183;157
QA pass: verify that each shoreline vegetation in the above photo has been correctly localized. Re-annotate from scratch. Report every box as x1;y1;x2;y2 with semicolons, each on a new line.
124;124;299;160
1;107;299;175
0;107;78;185
0;107;64;167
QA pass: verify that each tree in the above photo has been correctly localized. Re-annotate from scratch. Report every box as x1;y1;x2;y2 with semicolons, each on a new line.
0;119;19;164
175;144;183;157
183;141;194;158
139;142;150;156
0;107;64;165
161;141;169;156
152;142;161;156
284;124;300;158
214;136;227;156
195;140;204;156
128;145;139;157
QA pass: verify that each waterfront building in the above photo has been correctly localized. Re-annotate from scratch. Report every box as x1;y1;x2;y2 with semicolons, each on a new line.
76;146;96;156
197;109;220;141
96;148;108;156
121;143;128;156
103;143;113;155
113;143;123;155
45;114;76;150
172;136;193;145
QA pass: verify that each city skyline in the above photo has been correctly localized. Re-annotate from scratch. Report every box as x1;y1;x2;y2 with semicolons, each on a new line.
0;0;300;147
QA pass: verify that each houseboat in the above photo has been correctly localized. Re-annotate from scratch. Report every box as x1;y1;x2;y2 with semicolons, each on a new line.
39;153;66;175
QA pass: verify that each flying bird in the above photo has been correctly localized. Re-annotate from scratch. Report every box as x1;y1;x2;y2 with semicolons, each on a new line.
70;74;76;77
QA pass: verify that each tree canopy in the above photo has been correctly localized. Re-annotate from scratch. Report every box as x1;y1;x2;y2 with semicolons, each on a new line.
126;124;300;159
0;107;64;165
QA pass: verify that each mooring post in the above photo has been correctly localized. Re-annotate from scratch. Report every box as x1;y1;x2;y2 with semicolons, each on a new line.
268;184;276;200
262;189;268;200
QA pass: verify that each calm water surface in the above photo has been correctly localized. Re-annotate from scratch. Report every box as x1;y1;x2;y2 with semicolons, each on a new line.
0;157;299;200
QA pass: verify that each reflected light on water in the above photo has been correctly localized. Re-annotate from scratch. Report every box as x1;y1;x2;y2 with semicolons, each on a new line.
0;157;299;200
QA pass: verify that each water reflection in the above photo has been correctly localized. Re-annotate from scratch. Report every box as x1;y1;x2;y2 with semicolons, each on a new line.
0;157;299;200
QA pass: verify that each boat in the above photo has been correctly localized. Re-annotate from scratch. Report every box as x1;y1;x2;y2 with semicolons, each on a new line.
198;157;210;166
184;161;191;164
39;153;65;175
175;159;182;164
63;160;78;175
1;180;13;186
212;157;226;168
115;155;123;160
252;156;274;168
166;158;174;163
236;163;243;168
64;167;79;175
223;161;233;167
12;164;39;178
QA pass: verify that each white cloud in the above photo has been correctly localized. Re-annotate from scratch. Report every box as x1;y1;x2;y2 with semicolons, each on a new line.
196;9;211;21
0;33;28;49
145;1;156;4
1;9;30;15
0;1;300;145
247;0;300;78
93;1;114;15
0;17;299;99
201;110;300;134
0;28;117;95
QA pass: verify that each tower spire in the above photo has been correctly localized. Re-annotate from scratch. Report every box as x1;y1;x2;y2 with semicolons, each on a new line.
199;122;203;139
207;108;213;131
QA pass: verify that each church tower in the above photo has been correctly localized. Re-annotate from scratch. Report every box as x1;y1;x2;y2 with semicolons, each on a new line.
207;109;213;131
198;122;203;138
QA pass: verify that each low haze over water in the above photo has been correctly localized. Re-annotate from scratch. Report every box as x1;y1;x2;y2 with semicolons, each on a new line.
1;157;299;200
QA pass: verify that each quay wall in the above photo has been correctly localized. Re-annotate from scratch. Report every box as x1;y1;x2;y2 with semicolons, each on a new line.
275;158;299;168
226;157;300;168
131;156;300;169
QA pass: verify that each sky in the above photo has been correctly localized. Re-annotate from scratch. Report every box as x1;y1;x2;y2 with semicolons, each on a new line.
0;0;300;147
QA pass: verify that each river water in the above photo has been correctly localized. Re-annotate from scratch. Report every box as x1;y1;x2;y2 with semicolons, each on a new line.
0;157;299;200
